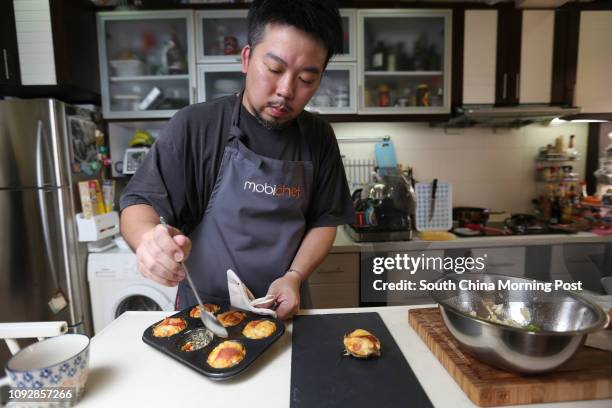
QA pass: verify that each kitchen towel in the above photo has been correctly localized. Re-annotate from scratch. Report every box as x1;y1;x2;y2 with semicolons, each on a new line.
290;312;433;408
227;269;277;318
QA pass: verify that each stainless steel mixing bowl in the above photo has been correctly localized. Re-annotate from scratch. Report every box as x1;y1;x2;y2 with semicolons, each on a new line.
430;273;609;373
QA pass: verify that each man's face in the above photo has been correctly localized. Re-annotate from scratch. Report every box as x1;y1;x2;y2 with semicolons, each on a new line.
241;23;327;128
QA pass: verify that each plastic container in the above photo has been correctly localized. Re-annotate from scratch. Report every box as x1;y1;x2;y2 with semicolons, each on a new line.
109;59;145;77
76;211;120;242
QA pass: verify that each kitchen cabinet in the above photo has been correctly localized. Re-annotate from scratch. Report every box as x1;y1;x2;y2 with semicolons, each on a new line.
336;9;357;62
385;250;445;305
196;64;244;103
305;63;357;114
97;10;196;119
549;243;610;292
463;8;558;106
494;7;522;106
107;121;166;177
575;11;612;113
0;0;20;85
193;9;356;109
462;10;497;105
194;9;355;63
519;10;555;104
195;10;246;64
470;247;526;278
0;0;99;103
357;9;452;114
308;253;359;308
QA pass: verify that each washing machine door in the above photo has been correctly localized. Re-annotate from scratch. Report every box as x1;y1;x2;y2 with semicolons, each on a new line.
109;285;175;322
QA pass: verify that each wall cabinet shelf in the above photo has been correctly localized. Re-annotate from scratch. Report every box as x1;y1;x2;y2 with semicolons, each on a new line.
357;9;452;114
97;10;196;119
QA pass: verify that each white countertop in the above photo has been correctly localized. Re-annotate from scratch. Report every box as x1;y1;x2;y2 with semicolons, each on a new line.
78;306;612;408
330;226;612;253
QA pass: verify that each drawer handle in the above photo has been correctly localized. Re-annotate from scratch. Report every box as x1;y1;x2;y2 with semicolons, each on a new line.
318;268;344;274
2;49;9;80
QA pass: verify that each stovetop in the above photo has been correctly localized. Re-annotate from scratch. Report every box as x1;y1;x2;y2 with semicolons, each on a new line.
344;224;413;242
452;221;577;237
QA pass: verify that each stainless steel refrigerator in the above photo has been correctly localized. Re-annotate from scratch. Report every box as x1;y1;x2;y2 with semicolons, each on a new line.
0;99;93;347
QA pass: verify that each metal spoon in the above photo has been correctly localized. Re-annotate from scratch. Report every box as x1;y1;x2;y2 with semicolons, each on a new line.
159;217;228;338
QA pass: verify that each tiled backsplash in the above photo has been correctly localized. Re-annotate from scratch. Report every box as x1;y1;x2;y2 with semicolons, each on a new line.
331;122;588;214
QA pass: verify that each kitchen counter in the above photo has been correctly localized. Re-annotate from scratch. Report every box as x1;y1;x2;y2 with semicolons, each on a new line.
78;306;612;408
330;225;612;253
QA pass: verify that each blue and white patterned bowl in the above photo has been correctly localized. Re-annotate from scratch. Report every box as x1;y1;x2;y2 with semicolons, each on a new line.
5;334;90;401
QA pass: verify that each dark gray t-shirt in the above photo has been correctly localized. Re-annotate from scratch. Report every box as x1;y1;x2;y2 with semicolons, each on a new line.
120;94;354;234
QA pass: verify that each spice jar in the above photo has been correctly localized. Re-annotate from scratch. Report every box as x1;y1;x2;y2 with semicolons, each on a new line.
416;84;430;107
377;84;391;107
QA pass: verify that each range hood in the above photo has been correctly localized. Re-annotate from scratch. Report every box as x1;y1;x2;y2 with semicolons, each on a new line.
441;104;582;128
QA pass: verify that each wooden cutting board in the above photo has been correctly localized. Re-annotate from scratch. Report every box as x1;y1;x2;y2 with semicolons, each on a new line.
408;307;612;407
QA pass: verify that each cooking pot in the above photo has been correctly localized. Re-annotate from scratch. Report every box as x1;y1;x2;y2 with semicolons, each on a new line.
453;207;490;226
430;273;609;373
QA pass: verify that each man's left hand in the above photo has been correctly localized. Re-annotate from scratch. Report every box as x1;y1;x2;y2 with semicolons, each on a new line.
265;271;301;320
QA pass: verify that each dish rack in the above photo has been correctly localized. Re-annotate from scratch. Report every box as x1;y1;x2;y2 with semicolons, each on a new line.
342;157;376;191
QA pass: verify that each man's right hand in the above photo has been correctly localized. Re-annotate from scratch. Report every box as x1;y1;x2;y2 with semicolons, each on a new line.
135;224;192;287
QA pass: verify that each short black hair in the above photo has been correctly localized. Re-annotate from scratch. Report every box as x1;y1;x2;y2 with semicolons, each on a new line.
247;0;343;66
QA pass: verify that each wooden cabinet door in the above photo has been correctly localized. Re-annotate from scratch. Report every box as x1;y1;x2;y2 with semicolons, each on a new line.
519;10;555;104
308;253;360;309
463;10;498;105
575;11;612;113
0;0;21;85
495;7;521;106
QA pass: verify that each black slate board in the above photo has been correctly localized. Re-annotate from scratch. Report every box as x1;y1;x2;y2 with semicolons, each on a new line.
290;312;433;408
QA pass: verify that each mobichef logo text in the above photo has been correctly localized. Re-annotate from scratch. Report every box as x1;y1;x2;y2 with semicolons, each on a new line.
243;180;301;199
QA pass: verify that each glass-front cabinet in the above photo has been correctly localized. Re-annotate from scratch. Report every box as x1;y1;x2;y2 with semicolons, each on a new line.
196;64;245;103
195;10;247;64
305;63;357;114
358;10;452;114
97;11;196;119
335;9;357;62
96;8;451;119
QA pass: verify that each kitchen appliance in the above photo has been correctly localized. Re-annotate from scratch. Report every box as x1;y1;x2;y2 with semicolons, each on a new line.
445;105;582;128
430;273;608;373
453;207;491;226
347;170;414;242
0;99;96;353
409;308;612;407
452;212;578;237
122;147;150;175
87;246;177;334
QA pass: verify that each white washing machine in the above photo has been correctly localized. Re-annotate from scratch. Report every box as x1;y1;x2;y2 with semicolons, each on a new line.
87;246;178;334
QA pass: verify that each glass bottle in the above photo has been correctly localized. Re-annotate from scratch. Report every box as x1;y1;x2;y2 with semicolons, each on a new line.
567;135;579;159
371;41;387;71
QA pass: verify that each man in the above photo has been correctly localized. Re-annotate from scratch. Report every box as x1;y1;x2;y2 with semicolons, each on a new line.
120;0;354;320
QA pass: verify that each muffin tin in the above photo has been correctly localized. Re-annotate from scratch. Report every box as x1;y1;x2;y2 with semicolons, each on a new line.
142;304;285;380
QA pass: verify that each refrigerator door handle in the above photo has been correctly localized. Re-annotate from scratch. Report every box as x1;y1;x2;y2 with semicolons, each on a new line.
35;120;48;188
36;121;61;290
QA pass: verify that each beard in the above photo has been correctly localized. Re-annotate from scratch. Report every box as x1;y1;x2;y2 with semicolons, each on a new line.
253;107;292;131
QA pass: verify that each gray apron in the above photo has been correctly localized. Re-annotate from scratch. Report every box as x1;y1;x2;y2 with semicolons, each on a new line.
176;93;313;308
